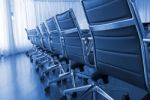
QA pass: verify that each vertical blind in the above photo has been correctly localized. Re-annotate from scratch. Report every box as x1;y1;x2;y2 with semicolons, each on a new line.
0;0;35;56
34;0;88;29
0;0;14;56
13;0;36;52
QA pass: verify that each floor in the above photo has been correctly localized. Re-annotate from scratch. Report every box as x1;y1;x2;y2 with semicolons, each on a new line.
0;53;148;100
0;54;48;100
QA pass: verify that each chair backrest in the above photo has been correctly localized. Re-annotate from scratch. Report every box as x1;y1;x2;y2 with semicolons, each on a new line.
82;0;150;90
36;26;42;37
56;9;85;64
35;26;44;49
40;23;48;34
40;23;52;51
25;29;36;45
25;28;30;40
30;29;37;45
46;17;64;55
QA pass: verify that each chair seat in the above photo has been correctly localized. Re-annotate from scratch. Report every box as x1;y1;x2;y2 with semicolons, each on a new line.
70;61;84;72
59;57;69;64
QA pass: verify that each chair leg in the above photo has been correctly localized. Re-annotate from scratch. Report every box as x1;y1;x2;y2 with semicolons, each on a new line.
63;84;93;95
77;85;114;100
77;85;95;100
93;91;96;100
44;64;58;73
71;70;76;88
76;72;90;79
48;72;71;84
44;72;71;94
94;86;114;100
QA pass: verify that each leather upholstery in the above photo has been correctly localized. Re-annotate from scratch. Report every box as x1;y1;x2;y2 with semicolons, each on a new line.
46;18;63;55
40;23;51;51
82;0;132;25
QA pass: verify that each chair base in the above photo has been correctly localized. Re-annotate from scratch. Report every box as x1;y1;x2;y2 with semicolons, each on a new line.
63;84;114;100
92;71;109;84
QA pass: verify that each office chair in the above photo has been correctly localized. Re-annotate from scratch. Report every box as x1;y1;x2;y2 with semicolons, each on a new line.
40;22;53;53
29;27;51;73
43;17;71;93
38;22;63;82
25;27;53;81
55;9;99;99
79;0;150;99
31;26;48;63
25;29;36;57
25;29;46;64
25;29;43;62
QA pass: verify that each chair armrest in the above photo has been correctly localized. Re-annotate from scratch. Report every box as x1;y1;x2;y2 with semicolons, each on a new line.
143;33;150;43
143;38;150;43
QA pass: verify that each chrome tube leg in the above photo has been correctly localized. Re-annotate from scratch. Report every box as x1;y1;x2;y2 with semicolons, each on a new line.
48;72;71;84
71;70;76;88
93;91;96;100
59;64;65;75
94;86;114;100
64;84;93;95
